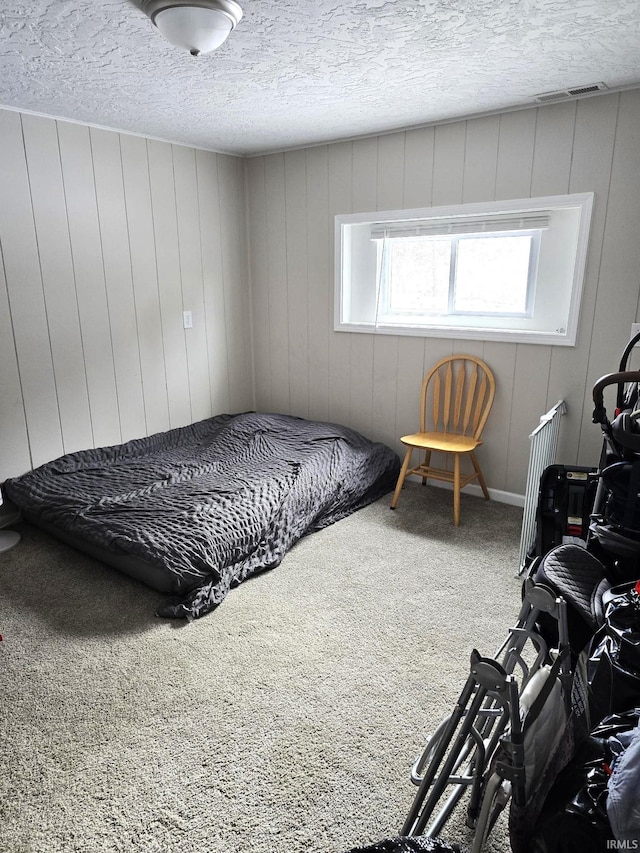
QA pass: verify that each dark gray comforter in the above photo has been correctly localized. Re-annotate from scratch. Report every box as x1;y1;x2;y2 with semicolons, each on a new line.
5;412;400;619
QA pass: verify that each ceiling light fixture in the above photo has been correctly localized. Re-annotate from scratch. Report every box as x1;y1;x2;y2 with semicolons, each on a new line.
142;0;243;57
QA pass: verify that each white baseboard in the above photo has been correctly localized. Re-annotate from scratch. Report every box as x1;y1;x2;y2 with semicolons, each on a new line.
406;474;525;508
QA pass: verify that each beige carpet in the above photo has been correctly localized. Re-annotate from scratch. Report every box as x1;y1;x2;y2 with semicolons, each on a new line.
0;483;523;853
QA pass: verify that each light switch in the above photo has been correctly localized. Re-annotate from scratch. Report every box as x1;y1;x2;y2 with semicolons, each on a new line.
183;310;193;329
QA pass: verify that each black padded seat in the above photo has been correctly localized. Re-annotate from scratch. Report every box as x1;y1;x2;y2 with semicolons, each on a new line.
532;544;611;655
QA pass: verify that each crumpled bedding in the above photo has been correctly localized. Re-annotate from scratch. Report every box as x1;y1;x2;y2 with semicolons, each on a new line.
4;412;400;619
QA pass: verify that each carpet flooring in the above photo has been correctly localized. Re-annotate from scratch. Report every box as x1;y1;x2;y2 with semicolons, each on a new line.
0;483;523;853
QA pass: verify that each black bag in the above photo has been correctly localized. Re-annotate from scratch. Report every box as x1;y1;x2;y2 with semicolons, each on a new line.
586;581;640;728
526;735;613;853
528;711;640;853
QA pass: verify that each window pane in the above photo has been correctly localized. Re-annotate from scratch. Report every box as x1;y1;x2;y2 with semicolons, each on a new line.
454;234;532;314
387;237;450;314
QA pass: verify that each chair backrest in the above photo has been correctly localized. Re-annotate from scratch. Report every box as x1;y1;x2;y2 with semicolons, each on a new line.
420;355;495;439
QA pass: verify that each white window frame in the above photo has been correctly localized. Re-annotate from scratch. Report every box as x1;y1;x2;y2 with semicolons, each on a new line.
334;193;594;346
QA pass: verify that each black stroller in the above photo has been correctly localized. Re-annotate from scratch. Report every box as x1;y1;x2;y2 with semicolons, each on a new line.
524;330;640;595
343;575;575;853
399;576;574;853
525;335;640;662
589;333;640;580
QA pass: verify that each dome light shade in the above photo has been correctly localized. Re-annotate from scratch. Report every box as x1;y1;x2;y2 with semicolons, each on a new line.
142;0;243;56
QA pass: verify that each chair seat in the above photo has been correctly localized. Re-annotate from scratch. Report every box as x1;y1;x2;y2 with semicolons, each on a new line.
401;431;482;453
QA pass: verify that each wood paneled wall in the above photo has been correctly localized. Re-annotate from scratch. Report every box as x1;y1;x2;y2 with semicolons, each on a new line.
3;91;640;499
246;91;640;498
0;110;252;480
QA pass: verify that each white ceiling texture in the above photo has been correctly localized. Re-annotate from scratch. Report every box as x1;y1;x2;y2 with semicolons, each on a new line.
1;0;640;156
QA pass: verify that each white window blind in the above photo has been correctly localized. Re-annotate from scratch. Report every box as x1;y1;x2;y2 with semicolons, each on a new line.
370;212;551;240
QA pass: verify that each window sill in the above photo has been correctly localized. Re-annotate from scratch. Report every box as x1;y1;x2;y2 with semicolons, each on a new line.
335;321;576;346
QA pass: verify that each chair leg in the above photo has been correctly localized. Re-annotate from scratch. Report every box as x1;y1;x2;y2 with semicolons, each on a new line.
470;451;490;500
453;455;461;527
391;447;413;509
421;450;431;485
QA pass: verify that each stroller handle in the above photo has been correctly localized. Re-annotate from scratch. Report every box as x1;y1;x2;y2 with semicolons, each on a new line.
592;370;640;425
618;330;640;373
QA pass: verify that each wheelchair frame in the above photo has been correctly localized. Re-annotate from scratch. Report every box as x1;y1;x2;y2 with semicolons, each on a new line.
401;578;572;852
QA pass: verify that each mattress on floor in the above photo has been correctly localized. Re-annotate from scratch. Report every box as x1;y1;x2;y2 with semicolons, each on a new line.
4;412;400;619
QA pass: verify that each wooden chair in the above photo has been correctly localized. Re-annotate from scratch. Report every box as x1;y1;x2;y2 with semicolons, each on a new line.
390;354;496;526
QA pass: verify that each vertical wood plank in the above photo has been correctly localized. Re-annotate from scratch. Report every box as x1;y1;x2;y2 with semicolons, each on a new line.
495;109;538;200
147;139;192;429
173;143;210;423
349;137;379;436
22;113;93;455
120;133;171;436
432;121;466;206
372;133;404;442
58;121;121;448
264;153;290;414
371;333;400;443
530;101;577;197
462;115;500;204
196;149;231;416
217;154;252;413
306;145;330;423
480;341;517;492
351;137;378;213
91;127;146;441
403;126;435;210
328;141;352;427
0;249;30;477
376;133;405;213
234;154;254;414
246;155;272;413
394;336;428;450
284;148;309;418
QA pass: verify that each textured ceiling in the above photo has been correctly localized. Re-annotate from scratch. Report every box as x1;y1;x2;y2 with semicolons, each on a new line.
1;0;640;156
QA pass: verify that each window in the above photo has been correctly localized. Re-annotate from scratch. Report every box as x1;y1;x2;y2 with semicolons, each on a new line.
335;193;594;346
380;230;539;318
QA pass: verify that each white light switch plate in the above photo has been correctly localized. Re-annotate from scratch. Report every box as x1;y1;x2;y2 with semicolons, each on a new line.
183;310;193;329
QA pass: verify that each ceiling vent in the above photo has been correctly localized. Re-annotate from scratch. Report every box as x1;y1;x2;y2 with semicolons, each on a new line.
533;82;608;103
